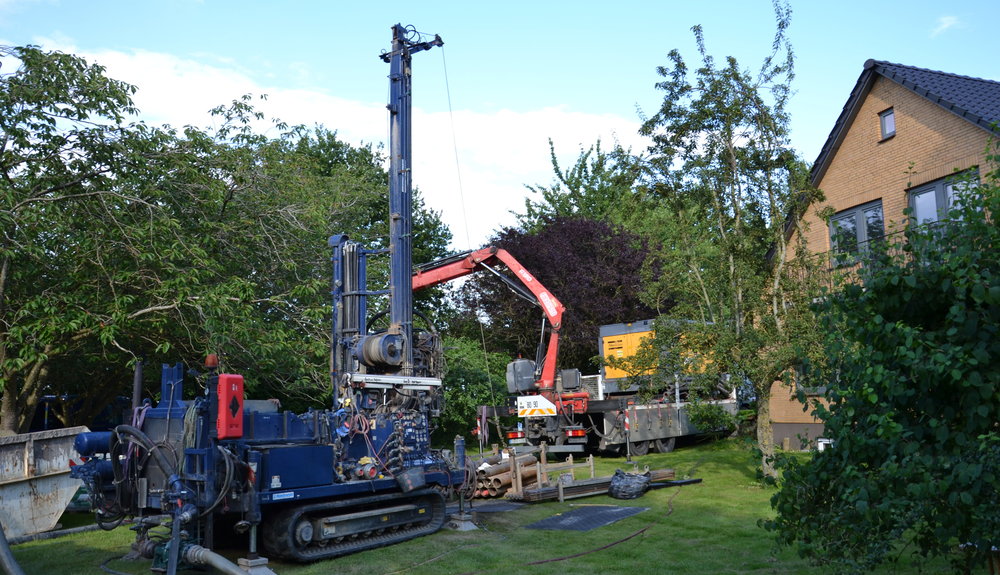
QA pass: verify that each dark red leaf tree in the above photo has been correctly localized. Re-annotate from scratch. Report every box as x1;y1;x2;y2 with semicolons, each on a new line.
455;217;660;374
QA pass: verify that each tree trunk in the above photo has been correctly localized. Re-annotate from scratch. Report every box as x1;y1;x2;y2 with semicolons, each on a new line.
0;254;15;437
0;381;19;437
757;386;776;478
0;356;51;435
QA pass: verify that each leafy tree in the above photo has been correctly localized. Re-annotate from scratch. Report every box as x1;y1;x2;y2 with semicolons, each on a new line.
636;1;823;476
435;336;507;442
293;127;453;320
0;46;452;432
518;139;651;232
130;119;451;413
0;45;183;433
767;165;1000;572
455;217;655;374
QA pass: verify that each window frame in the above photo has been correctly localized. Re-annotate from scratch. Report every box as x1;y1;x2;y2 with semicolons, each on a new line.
879;108;896;140
908;169;979;226
828;199;885;266
793;362;829;397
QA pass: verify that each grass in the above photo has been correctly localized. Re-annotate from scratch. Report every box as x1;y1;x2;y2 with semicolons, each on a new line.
12;439;957;574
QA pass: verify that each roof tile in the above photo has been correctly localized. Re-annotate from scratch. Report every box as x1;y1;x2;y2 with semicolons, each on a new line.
872;60;1000;131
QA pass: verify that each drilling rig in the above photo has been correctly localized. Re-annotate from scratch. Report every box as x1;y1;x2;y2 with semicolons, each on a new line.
70;24;465;572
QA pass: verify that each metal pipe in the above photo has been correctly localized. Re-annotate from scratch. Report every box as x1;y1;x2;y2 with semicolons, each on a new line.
130;358;144;414
490;465;538;488
387;24;415;375
478;454;537;478
384;24;442;377
0;523;26;575
166;514;181;575
454;436;468;515
472;453;503;467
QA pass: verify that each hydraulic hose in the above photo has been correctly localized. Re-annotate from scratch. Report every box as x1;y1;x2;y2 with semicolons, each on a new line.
0;522;26;575
113;424;186;575
183;545;252;575
113;425;178;477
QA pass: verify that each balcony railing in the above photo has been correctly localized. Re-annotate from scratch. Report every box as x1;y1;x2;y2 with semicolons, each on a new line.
789;220;956;291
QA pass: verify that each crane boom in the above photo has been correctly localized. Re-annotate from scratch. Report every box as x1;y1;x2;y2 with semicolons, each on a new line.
412;246;564;394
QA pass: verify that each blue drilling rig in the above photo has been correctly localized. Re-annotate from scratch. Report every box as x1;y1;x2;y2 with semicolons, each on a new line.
71;24;465;572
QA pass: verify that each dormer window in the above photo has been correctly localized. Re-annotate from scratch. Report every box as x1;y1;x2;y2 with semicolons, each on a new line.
879;108;895;140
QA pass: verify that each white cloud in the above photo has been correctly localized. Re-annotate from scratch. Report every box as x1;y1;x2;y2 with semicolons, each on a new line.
20;41;649;250
417;106;647;249
930;16;960;38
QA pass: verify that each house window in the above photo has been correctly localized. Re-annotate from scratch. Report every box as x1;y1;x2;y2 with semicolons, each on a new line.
829;199;884;265
909;170;979;225
793;362;828;397
879;108;895;140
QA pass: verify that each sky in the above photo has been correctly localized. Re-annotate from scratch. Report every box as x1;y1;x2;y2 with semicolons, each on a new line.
1;0;998;251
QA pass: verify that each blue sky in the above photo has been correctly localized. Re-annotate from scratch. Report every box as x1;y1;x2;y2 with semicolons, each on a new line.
1;0;997;249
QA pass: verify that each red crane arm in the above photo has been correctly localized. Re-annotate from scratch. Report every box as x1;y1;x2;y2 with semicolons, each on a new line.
412;246;565;393
412;247;563;328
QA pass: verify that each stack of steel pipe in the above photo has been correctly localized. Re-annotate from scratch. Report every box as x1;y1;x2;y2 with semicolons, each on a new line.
472;454;537;498
468;453;502;498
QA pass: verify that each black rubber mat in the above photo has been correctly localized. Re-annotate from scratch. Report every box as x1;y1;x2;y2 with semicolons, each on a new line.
525;505;648;531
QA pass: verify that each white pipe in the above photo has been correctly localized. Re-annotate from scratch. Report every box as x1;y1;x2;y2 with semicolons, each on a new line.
183;545;276;575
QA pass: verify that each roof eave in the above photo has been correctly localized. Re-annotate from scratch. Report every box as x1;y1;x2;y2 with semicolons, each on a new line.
809;59;880;188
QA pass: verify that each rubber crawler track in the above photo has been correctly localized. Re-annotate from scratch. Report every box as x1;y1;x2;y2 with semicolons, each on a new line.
262;489;446;562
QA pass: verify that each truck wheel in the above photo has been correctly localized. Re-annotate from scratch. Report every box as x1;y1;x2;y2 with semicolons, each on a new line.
629;440;649;456
654;437;676;453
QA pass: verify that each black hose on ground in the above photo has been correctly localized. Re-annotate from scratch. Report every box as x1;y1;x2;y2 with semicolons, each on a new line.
0;523;26;575
9;523;103;545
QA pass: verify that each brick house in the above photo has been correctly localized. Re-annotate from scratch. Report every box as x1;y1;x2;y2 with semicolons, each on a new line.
770;59;1000;449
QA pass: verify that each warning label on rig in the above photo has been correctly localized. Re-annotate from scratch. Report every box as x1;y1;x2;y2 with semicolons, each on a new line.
516;395;557;417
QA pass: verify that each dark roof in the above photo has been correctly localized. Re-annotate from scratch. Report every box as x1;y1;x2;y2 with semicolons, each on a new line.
810;59;1000;186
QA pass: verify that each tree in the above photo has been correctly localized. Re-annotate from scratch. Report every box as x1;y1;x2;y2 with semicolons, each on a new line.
517;139;651;233
435;336;508;442
120;118;452;414
0;46;452;432
0;45;184;433
767;164;1000;572
455;217;655;374
636;1;823;476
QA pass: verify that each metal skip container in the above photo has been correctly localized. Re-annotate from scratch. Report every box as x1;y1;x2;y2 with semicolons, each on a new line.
0;426;88;538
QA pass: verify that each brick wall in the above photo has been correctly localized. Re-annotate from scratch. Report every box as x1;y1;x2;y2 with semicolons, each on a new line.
797;76;992;253
773;76;993;434
769;379;823;424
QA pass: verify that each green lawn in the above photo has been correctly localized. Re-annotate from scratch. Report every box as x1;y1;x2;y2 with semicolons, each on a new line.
12;439;957;574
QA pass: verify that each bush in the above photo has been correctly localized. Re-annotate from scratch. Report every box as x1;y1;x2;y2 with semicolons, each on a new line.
766;163;1000;572
686;400;737;436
